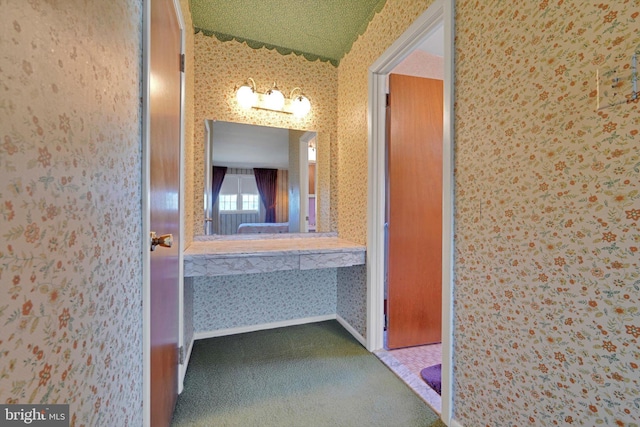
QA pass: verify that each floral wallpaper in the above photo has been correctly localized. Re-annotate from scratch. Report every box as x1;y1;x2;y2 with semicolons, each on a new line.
180;0;196;248
337;0;432;245
193;269;337;334
190;34;338;239
0;1;143;426
337;265;368;339
452;1;640;425
338;0;640;425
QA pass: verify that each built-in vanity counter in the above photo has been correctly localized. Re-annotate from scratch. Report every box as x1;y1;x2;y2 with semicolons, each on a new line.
181;232;368;374
184;233;366;277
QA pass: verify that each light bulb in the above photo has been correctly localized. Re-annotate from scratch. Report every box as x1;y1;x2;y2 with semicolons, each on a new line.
265;88;285;110
292;95;311;117
236;84;257;109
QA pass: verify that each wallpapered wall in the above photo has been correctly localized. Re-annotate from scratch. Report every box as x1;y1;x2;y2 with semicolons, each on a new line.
337;265;368;339
338;0;640;426
453;2;639;425
181;0;195;248
337;0;432;245
0;1;143;426
190;34;338;239
193;269;337;334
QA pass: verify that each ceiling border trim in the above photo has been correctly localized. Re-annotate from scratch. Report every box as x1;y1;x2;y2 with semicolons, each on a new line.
194;28;340;67
337;0;388;62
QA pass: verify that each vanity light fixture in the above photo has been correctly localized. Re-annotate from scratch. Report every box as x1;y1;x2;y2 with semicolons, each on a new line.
236;77;258;109
235;78;311;117
264;82;285;111
290;87;312;118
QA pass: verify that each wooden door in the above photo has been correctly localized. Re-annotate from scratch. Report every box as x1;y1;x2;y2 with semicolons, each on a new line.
386;74;443;349
149;0;181;425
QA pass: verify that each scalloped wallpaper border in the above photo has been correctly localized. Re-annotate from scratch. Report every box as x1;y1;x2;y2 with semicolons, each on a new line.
193;0;387;67
194;28;339;66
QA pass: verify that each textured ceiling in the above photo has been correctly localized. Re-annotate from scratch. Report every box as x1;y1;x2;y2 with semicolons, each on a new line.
189;0;387;66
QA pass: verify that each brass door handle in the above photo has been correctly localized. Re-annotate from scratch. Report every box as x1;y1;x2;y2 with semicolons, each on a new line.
150;232;173;251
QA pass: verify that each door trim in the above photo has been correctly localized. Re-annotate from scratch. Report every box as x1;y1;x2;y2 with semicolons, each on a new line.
142;0;151;423
142;0;186;424
174;0;187;395
366;0;455;424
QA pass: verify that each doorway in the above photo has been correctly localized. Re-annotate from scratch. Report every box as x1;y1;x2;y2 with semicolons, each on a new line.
366;0;455;424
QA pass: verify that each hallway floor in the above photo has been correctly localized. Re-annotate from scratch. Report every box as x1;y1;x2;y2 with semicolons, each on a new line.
375;342;442;414
173;322;444;426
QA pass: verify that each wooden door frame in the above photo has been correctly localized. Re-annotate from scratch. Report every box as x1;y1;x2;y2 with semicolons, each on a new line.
142;0;186;425
366;0;456;425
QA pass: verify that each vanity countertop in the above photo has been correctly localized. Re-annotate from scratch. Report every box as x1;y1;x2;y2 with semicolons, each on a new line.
185;236;365;257
184;235;366;277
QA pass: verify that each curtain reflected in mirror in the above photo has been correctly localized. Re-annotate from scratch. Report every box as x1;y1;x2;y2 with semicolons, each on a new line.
202;121;318;236
253;168;278;223
211;166;227;208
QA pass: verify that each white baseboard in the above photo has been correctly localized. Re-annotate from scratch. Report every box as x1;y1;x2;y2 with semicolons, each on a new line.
336;314;367;347
448;418;463;427
193;314;336;340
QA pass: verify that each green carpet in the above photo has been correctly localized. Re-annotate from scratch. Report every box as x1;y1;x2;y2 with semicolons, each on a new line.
171;321;446;427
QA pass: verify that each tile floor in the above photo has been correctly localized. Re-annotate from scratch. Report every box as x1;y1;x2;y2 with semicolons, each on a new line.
375;342;442;414
388;343;442;378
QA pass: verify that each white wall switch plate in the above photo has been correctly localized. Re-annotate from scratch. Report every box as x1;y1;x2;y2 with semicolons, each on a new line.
597;54;639;110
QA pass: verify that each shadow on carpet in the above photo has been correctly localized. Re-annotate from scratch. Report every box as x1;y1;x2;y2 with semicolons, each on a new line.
172;321;446;427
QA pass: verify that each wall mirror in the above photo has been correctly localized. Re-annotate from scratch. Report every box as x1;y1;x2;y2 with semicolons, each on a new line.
202;120;318;236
